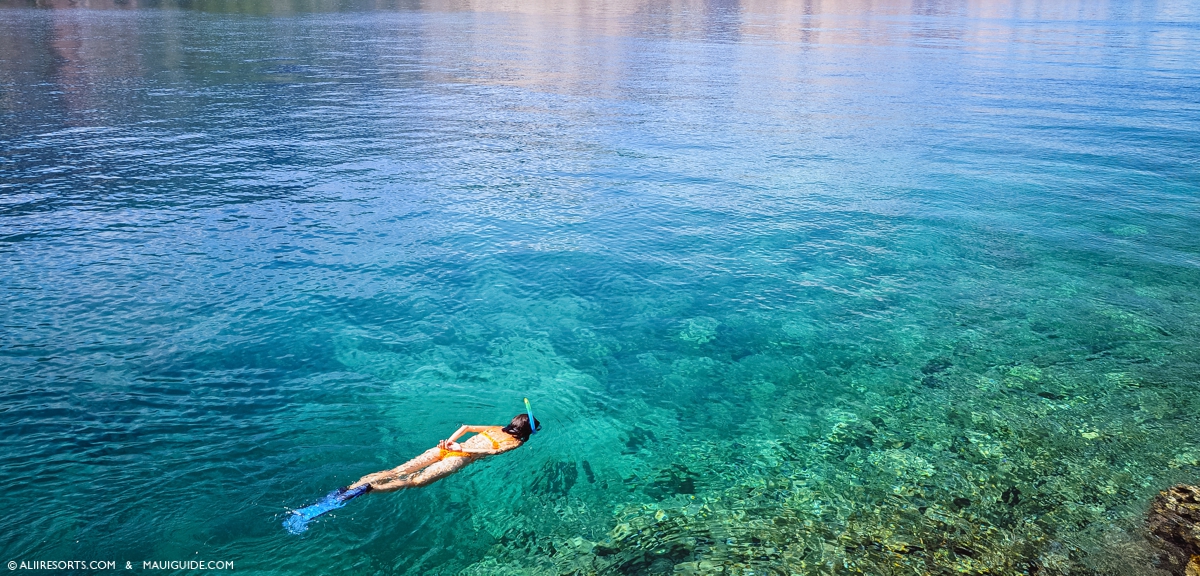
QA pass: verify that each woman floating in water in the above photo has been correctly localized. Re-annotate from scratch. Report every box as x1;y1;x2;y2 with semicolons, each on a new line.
283;407;540;534
349;413;540;492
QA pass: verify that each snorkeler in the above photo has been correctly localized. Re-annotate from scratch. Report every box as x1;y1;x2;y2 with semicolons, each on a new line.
283;401;541;534
348;412;540;492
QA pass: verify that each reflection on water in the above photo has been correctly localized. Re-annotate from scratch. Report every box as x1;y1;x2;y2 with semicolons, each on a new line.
2;0;1200;574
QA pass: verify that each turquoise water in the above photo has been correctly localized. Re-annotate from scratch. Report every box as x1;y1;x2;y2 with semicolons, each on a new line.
2;0;1200;573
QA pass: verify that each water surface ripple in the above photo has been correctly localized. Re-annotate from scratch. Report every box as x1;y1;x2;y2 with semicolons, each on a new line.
2;0;1200;573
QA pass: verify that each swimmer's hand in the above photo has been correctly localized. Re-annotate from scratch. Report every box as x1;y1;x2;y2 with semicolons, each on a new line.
438;439;463;451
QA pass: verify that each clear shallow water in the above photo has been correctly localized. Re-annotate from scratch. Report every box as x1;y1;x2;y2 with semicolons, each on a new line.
2;0;1200;573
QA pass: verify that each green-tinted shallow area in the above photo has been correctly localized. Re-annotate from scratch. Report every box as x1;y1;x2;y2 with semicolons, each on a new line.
2;0;1200;574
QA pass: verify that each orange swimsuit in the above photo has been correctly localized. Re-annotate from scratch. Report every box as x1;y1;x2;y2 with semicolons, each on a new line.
438;430;506;460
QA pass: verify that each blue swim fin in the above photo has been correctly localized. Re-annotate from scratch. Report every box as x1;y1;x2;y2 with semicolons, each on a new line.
283;484;371;534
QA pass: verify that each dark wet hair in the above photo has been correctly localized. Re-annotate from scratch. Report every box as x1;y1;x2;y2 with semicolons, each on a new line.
502;413;540;443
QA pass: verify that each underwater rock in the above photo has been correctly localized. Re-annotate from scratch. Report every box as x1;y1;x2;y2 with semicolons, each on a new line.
582;460;596;484
922;357;952;374
1111;224;1148;237
534;460;579;498
1146;484;1200;576
645;464;699;499
679;317;720;344
622;426;658;454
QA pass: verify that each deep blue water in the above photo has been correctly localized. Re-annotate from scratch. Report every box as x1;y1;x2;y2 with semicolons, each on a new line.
2;0;1200;574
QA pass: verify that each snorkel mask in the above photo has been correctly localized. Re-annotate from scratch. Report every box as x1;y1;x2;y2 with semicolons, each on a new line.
524;397;539;435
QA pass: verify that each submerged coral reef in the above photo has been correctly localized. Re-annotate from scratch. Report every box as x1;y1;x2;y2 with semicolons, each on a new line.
453;258;1200;575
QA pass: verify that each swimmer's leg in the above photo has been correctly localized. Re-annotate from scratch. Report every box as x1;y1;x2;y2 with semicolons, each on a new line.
366;476;412;492
349;448;443;490
407;457;470;487
369;457;470;492
392;447;444;475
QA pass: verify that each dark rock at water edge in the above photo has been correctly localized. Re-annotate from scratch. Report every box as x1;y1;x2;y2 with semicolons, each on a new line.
1147;484;1200;576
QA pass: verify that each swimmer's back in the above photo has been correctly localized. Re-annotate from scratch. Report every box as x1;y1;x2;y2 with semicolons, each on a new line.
461;426;521;454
